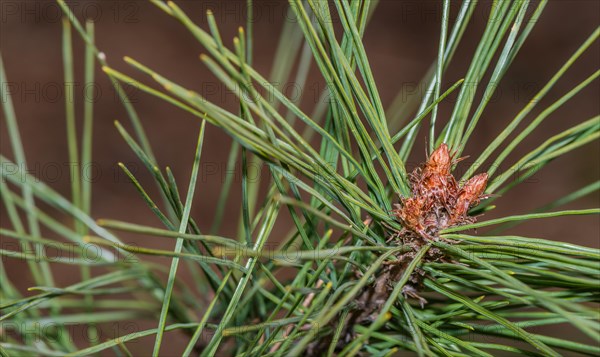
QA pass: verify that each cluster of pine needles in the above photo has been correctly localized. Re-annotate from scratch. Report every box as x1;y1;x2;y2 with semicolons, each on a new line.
1;1;599;356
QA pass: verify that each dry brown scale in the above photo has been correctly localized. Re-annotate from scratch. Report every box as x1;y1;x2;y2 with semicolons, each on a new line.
388;143;489;306
306;143;489;355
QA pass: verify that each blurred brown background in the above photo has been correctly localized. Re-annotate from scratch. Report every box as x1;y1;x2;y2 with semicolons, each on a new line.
1;0;599;355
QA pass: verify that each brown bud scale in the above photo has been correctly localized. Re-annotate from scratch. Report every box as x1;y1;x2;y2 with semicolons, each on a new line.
375;143;490;310
393;143;489;241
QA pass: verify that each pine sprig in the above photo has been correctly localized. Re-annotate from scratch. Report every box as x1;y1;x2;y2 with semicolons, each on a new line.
1;1;599;356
